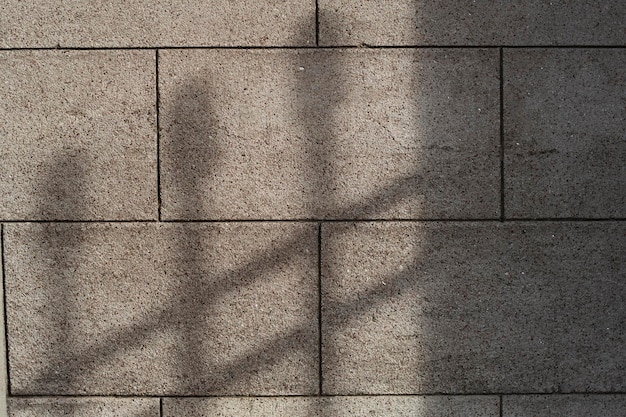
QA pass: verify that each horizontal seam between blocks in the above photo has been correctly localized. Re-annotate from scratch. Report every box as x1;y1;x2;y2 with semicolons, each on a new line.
8;392;626;399
1;218;625;224
1;45;625;52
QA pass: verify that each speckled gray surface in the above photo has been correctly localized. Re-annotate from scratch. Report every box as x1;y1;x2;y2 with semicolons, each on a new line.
322;222;626;394
159;49;499;220
504;49;626;218
503;395;626;417
5;223;318;395
0;1;315;47
1;1;625;414
163;396;500;417
8;397;159;417
319;1;626;46
0;50;157;221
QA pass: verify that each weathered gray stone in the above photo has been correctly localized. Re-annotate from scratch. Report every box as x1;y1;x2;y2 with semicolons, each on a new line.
160;49;499;220
504;49;626;218
8;397;159;417
322;222;626;394
503;395;626;417
319;1;626;46
163;395;499;417
0;1;315;47
0;225;6;412
5;222;318;395
0;50;157;220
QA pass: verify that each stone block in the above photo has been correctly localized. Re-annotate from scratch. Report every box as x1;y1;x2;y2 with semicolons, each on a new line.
5;222;318;395
503;395;626;417
0;51;157;220
8;397;159;417
163;395;499;417
0;1;315;47
322;222;626;393
504;49;626;218
160;49;499;220
319;1;626;46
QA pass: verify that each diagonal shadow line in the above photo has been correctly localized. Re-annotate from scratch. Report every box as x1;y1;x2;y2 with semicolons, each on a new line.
27;226;304;393
28;22;456;399
27;172;424;394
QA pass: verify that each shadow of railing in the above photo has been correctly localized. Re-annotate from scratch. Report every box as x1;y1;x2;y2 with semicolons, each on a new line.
166;76;217;393
21;8;498;417
28;153;92;413
26;22;432;398
27;161;434;394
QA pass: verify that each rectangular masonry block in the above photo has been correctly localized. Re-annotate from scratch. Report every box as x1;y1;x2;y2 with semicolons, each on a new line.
0;226;6;412
0;1;315;47
0;50;157;220
160;49;499;220
504;49;626;218
4;222;318;395
163;395;499;417
321;222;626;394
319;1;626;46
8;397;159;417
503;395;626;417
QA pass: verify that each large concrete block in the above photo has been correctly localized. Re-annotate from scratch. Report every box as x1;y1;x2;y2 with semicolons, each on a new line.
8;397;159;417
318;1;626;46
321;222;626;394
504;49;626;218
163;395;499;417
0;225;7;413
503;395;626;417
0;1;315;47
0;50;157;220
159;49;499;220
4;222;318;395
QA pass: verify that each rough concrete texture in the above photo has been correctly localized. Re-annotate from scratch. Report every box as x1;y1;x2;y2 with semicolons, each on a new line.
4;222;318;395
319;1;626;46
160;49;499;220
0;226;6;413
504;49;626;218
163;395;499;417
321;222;626;394
0;1;315;48
0;50;157;220
503;395;626;417
8;397;159;417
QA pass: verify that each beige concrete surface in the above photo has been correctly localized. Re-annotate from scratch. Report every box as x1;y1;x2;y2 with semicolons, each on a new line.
504;49;626;218
4;222;318;395
0;227;6;416
0;1;315;48
319;1;626;46
8;397;159;417
0;50;157;221
1;1;624;414
160;49;499;220
321;222;626;394
503;395;626;417
163;395;500;416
